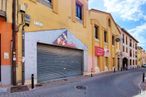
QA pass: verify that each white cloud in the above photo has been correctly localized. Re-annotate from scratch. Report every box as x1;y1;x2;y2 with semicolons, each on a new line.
103;0;146;21
128;23;146;49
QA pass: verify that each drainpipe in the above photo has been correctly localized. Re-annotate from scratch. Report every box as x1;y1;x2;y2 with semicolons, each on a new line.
22;24;26;85
12;0;17;85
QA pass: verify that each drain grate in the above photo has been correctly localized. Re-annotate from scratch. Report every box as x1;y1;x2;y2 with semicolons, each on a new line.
76;85;86;90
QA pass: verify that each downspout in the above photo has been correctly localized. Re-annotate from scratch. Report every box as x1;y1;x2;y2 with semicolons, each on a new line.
91;20;94;77
12;0;17;85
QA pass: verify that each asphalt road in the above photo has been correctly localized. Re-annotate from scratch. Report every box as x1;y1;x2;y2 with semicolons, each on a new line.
1;68;146;97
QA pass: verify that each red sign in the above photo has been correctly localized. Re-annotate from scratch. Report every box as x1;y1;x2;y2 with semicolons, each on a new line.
95;46;104;56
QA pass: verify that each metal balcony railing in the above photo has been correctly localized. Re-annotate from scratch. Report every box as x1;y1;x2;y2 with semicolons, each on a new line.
0;0;7;18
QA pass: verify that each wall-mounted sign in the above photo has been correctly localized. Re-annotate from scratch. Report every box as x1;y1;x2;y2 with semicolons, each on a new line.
53;30;76;48
104;48;110;57
24;14;31;26
95;46;104;56
4;52;9;59
34;21;43;27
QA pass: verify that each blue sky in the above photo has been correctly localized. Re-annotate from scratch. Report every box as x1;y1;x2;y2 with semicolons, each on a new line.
89;0;146;50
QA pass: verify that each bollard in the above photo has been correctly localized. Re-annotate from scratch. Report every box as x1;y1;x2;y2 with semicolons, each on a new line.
91;73;93;77
142;73;145;83
114;68;116;72
31;74;34;89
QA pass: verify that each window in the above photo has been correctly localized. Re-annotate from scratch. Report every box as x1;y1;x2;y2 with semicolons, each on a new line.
133;60;134;65
126;36;127;45
94;25;99;39
133;43;135;48
39;0;52;7
112;35;115;45
126;47;128;53
123;46;125;52
135;52;137;58
104;31;108;43
76;2;82;20
135;43;137;49
130;39;132;47
130;50;132;57
133;51;134;57
46;0;52;4
108;19;111;27
123;34;124;43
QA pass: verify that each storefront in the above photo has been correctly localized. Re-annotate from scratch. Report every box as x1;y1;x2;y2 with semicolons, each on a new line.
24;29;88;84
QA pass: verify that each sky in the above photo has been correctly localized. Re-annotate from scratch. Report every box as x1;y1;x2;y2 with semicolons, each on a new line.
89;0;146;50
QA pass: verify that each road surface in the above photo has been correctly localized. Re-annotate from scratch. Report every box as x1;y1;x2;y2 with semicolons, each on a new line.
0;68;146;97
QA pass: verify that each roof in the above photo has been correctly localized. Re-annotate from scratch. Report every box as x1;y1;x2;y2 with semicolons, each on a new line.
121;28;139;43
89;9;121;34
137;46;143;50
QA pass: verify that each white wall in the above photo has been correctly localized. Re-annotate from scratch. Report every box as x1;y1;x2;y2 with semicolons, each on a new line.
1;65;11;85
25;29;88;84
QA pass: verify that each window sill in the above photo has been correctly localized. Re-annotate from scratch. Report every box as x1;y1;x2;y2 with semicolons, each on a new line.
104;42;108;46
95;39;99;42
76;17;83;24
38;0;53;10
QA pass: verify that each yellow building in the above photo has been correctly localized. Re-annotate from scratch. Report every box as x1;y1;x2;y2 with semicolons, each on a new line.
142;51;146;65
9;0;122;85
89;9;121;73
137;46;143;67
15;0;93;84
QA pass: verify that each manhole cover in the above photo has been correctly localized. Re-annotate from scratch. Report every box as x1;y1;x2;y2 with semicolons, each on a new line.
36;83;43;87
76;85;86;90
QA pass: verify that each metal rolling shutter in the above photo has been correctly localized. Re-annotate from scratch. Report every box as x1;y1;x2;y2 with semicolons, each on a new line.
37;44;83;83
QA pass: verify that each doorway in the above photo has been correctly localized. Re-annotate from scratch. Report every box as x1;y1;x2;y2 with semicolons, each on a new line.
122;57;128;70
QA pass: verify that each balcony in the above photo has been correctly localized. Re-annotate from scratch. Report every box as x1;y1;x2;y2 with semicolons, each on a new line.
0;0;7;19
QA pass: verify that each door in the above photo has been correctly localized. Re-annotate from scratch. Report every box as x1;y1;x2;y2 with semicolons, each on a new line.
37;43;83;83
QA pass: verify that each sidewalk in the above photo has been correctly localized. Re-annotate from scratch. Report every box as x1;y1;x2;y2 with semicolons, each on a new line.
134;91;146;97
134;81;146;97
0;70;114;94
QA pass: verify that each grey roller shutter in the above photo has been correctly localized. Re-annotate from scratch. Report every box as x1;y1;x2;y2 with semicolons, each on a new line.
37;44;83;83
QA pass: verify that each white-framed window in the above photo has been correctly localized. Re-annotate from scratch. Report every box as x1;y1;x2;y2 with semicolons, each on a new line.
76;1;83;20
39;0;52;8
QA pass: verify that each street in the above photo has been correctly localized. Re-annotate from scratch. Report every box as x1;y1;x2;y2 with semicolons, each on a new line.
0;68;146;97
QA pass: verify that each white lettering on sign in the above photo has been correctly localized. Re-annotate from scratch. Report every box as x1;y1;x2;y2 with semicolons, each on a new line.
34;21;43;27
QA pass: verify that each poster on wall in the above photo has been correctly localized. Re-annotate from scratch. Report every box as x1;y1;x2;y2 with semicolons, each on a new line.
95;46;104;56
53;30;76;48
104;48;110;57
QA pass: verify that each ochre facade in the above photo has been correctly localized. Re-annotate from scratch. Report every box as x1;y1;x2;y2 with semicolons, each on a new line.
89;9;121;73
0;0;141;85
16;0;92;83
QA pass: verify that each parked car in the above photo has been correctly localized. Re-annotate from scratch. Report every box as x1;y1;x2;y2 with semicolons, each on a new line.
142;64;146;68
